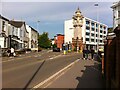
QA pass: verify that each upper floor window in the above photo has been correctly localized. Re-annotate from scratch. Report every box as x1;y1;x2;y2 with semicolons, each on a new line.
2;21;5;31
91;33;94;36
92;28;94;31
100;30;102;33
86;32;90;36
96;24;98;27
86;20;90;24
86;26;90;30
86;38;89;41
118;11;120;17
104;31;106;34
91;22;94;26
20;30;22;37
91;39;94;42
12;27;14;35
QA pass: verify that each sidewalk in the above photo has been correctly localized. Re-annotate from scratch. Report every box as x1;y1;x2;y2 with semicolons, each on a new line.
46;58;105;88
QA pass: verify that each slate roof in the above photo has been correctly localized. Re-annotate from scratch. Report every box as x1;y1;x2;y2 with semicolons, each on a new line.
9;20;25;28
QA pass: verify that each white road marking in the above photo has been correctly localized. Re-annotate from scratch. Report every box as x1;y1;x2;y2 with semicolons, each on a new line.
31;59;80;89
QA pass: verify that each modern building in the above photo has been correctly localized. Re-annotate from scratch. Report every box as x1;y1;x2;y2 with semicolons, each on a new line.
26;25;38;51
64;8;107;51
54;34;64;50
111;1;120;29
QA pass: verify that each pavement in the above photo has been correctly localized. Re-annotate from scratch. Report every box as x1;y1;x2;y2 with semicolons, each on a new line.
43;55;105;89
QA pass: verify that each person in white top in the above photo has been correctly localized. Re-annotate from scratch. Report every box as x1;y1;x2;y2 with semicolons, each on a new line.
11;47;15;57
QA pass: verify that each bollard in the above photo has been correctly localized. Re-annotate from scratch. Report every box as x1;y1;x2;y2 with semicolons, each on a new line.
63;50;66;55
101;53;104;74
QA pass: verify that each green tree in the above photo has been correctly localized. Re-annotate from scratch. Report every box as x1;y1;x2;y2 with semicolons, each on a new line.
108;27;113;33
38;32;51;49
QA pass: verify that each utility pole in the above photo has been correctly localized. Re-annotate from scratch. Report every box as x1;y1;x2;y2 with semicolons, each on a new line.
94;3;99;52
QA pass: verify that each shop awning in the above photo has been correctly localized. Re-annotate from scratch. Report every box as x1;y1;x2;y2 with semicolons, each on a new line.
12;38;23;43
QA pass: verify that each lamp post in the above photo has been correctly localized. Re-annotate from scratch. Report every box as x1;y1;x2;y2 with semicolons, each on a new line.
37;20;40;51
94;3;99;52
37;20;40;31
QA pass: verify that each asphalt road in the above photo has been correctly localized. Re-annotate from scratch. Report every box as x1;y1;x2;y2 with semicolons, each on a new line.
2;51;82;89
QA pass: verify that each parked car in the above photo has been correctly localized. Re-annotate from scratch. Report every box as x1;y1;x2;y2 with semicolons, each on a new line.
53;48;60;52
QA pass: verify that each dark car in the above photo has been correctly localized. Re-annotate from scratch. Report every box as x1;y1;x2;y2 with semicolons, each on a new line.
53;48;60;52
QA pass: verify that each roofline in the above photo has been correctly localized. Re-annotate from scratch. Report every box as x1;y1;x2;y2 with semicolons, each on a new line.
28;25;38;33
0;15;9;21
57;34;64;36
84;17;108;27
111;1;120;8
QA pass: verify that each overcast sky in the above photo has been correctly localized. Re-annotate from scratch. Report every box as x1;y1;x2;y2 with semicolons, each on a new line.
1;2;114;38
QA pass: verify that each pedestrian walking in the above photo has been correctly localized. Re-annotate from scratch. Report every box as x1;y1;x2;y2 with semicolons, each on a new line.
85;48;90;60
7;48;11;57
82;48;86;60
90;48;95;60
11;47;15;57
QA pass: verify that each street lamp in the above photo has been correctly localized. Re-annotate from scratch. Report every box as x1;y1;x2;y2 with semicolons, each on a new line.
37;20;40;31
94;3;99;52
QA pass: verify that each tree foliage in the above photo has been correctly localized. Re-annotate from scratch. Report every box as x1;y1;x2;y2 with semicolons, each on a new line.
108;27;113;33
38;32;51;49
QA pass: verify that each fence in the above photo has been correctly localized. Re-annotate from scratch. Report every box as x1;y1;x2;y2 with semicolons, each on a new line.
104;26;120;89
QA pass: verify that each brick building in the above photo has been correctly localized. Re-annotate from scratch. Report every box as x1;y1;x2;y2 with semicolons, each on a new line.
54;34;64;50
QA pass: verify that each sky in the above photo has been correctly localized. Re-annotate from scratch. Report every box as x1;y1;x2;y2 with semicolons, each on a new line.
1;1;115;38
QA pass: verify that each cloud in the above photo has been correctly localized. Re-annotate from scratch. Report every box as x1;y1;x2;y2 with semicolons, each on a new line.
1;2;114;38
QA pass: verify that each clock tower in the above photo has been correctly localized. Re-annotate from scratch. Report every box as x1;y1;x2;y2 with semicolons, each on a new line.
72;7;84;52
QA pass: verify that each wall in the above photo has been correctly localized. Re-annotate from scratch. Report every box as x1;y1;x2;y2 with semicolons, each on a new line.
104;26;120;89
56;35;64;50
64;19;74;44
0;37;4;48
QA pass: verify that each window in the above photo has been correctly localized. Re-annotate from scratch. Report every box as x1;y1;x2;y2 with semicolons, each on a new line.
86;38;89;41
86;26;90;30
100;30;102;33
104;31;106;34
96;29;98;32
104;27;106;30
91;33;94;36
91;22;94;26
100;25;102;29
2;21;5;31
100;35;102;38
20;30;22;37
96;39;97;42
91;39;94;42
96;34;98;37
16;28;18;36
12;27;14;35
118;11;120;17
86;20;90;24
100;40;102;43
86;32;90;36
96;24;98;27
92;28;94;31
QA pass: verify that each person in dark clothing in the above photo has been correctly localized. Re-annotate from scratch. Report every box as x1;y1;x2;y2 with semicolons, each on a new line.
82;48;86;60
85;49;90;60
98;49;102;58
7;49;11;57
90;48;95;60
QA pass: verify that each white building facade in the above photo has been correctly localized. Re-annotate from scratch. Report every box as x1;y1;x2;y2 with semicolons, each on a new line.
111;1;120;29
26;25;38;51
9;20;29;49
0;15;9;48
64;9;107;50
